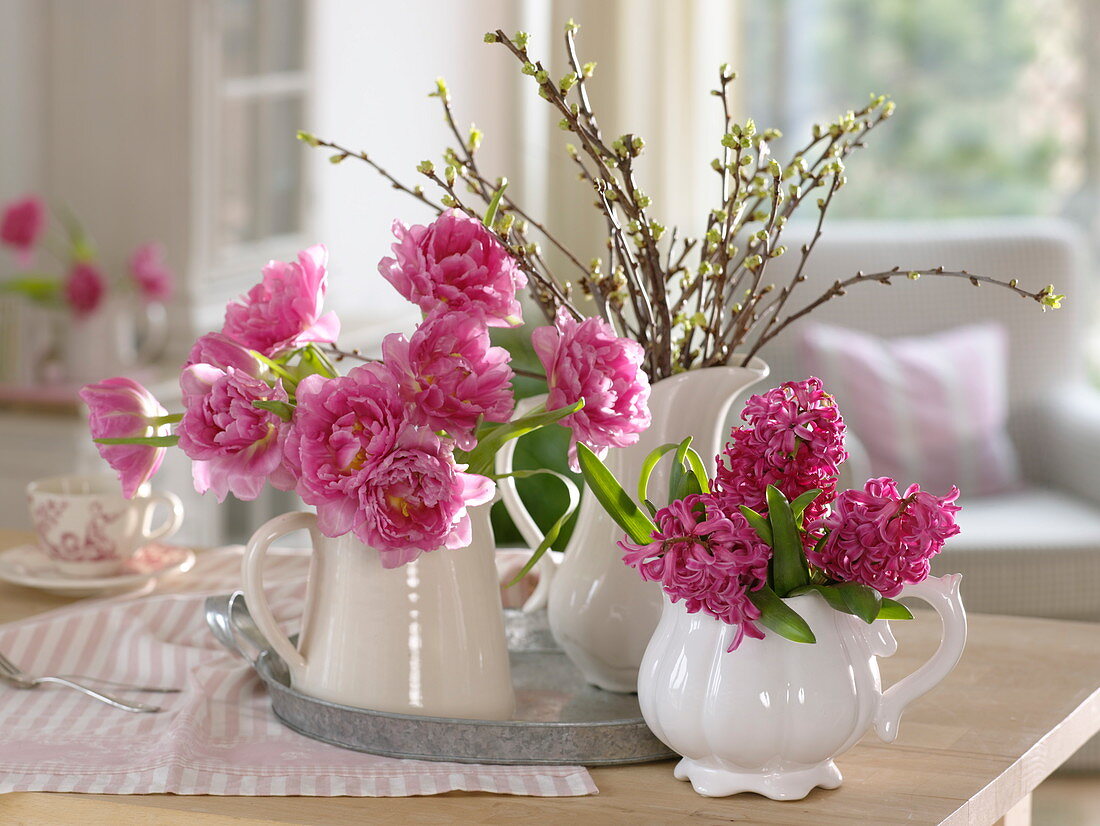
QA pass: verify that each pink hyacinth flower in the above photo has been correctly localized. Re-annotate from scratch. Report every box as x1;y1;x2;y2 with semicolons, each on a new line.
382;307;514;450
222;244;340;356
284;364;494;564
65;262;106;318
79;377;169;498
621;493;771;651
378;209;526;327
532;307;651;469
129;242;174;303
177;364;294;502
714;377;847;533
810;477;962;597
0;196;45;267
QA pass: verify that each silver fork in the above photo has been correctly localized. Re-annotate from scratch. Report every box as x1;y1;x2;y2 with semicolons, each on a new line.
0;653;163;713
0;650;179;694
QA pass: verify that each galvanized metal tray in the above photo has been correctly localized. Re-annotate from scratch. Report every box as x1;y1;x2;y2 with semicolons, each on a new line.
245;605;674;766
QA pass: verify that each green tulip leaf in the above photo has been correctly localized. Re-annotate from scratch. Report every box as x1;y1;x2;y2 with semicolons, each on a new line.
576;442;657;545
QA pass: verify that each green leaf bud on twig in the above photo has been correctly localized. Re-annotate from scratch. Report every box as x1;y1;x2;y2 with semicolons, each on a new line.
745;254;763;270
634;190;652;209
907;271;921;280
521;62;537;76
514;31;530;48
711;158;723;171
483;32;498;43
441;194;456;207
535;69;549;84
296;130;320;147
565;18;579;33
559;118;571;131
468;125;483;150
329;153;346;164
560;72;578;93
430;77;450;101
417;160;435;175
582;61;596;78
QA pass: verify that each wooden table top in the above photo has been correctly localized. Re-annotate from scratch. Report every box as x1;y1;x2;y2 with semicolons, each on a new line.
0;528;1097;825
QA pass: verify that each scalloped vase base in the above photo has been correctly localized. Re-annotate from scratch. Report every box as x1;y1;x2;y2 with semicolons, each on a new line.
673;756;843;800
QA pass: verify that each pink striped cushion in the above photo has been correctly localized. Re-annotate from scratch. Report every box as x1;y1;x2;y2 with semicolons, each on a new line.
797;322;1021;497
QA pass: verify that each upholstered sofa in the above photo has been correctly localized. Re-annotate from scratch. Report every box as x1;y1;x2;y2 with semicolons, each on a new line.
758;218;1100;768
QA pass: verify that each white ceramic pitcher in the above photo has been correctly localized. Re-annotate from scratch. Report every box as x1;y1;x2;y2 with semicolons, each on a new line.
241;502;516;720
640;575;967;799
497;360;770;692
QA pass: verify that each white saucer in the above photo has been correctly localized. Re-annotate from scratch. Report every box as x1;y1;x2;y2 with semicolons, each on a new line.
0;542;197;597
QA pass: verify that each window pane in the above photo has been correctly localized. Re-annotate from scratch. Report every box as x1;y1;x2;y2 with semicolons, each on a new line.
218;96;304;248
221;0;305;78
740;0;1084;218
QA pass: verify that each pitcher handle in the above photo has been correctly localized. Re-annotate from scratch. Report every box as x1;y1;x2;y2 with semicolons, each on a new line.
142;491;184;543
495;392;560;613
241;511;317;675
874;574;967;742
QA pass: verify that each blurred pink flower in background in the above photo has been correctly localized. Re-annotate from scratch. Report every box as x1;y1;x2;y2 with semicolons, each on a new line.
79;377;169;498
809;477;962;597
533;308;651;468
177;364;293;502
382;307;514;450
64;261;105;318
129;242;174;303
379;209;526;327
222;244;339;356
0;196;45;266
620;493;770;651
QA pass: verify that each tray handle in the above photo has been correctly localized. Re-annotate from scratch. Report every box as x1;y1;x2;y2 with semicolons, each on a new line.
241;511;318;674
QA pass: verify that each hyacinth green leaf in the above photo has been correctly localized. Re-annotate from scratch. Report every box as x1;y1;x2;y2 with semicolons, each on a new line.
748;585;816;644
682;444;711;495
576;442;656;545
502;469;580;587
790;488;822;524
671;468;703;502
877;598;915;621
462;399;582;476
739;505;773;546
833;581;882;624
642;498;658;517
637;442;680;507
252;400;295;422
95;435;179;447
483;181;509;228
790;489;822;516
766;484;810;596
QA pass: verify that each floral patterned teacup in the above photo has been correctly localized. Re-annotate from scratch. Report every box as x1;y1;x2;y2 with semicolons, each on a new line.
27;474;183;577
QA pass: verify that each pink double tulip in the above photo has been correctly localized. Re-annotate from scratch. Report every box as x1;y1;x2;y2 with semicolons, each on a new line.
79;378;169;498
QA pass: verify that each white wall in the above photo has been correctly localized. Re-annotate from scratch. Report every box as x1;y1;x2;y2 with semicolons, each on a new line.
0;0;45;197
308;0;528;347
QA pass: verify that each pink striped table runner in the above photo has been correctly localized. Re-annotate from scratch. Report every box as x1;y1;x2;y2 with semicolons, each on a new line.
0;547;596;796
